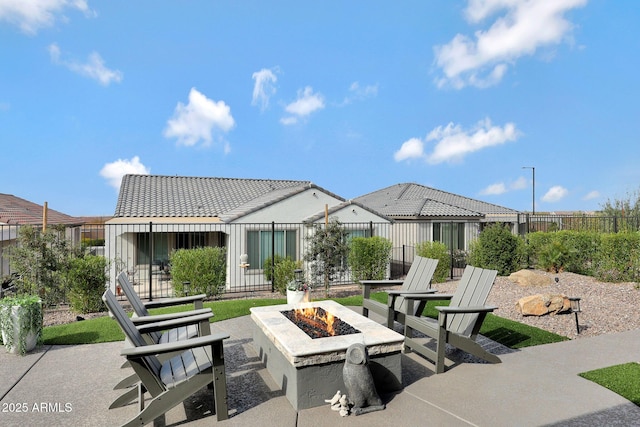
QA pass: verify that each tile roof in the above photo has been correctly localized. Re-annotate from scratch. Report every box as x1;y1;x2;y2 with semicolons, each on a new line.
0;194;80;225
354;183;520;218
114;175;344;220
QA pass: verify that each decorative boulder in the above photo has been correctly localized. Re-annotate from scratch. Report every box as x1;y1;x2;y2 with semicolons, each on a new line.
509;270;554;287
516;294;572;316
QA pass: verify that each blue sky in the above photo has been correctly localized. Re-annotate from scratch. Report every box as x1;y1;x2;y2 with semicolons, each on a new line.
1;0;638;217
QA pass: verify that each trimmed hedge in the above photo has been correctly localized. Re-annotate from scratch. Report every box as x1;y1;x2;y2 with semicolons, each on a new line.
415;241;451;283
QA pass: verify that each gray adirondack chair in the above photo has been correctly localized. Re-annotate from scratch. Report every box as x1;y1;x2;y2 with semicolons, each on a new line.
361;256;439;329
117;271;212;339
103;290;229;424
403;265;500;374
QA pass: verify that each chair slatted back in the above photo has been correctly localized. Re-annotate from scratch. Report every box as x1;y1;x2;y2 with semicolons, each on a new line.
395;256;439;315
118;272;151;317
446;266;497;337
102;290;163;380
117;272;163;343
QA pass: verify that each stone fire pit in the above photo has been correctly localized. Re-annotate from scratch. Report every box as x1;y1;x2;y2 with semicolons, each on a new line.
250;300;403;410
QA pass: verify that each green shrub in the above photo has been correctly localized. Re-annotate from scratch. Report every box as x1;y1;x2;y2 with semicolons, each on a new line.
537;240;576;273
594;233;640;282
262;254;285;283
170;247;227;298
65;255;108;313
468;223;525;275
348;236;393;283
415;241;451;283
272;257;300;295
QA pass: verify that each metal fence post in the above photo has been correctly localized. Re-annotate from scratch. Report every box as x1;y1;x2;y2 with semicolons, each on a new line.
149;221;153;301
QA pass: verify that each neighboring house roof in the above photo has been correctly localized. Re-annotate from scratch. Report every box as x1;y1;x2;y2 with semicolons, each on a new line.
0;193;80;225
354;183;520;219
113;175;345;221
303;200;394;224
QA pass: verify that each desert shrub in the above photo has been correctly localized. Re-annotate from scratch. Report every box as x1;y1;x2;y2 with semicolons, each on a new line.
468;223;525;275
170;247;227;298
415;241;451;283
536;240;576;273
527;231;601;275
594;233;640;282
65;255;108;313
348;236;393;283
272;257;300;295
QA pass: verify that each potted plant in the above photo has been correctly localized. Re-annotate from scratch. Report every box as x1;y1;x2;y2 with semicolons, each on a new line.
0;295;43;355
286;277;310;305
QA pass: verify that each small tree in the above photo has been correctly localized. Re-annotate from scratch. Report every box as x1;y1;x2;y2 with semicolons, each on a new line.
348;236;392;283
304;218;350;297
170;247;227;298
9;225;78;306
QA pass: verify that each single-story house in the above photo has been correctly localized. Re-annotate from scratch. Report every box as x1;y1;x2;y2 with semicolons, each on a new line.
0;194;81;277
354;183;524;253
105;175;392;294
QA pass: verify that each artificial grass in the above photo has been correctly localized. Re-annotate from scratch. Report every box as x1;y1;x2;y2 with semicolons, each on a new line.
579;363;640;406
368;291;568;348
41;291;567;348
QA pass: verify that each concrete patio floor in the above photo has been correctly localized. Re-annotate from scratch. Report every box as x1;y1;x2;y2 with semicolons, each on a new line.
2;309;640;426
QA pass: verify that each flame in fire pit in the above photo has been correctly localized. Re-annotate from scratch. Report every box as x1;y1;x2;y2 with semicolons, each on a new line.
294;306;336;335
281;306;361;339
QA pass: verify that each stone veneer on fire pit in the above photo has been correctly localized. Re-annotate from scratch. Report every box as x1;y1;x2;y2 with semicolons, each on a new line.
250;300;404;410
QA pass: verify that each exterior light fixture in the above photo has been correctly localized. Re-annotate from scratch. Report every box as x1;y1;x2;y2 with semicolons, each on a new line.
569;297;582;334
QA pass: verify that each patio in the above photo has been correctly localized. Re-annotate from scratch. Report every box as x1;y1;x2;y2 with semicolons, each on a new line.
2;309;640;426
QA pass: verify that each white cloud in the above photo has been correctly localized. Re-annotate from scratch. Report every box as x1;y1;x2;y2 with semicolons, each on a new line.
583;190;600;200
48;43;123;86
164;88;235;147
251;68;278;111
426;118;520;164
394;138;424;162
480;175;528;196
542;185;569;202
511;176;528;190
0;0;95;35
480;182;507;195
100;156;150;191
394;118;520;164
434;0;587;89
281;86;324;125
343;81;379;105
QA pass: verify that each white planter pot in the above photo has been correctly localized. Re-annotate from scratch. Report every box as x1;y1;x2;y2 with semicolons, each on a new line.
286;290;309;305
1;305;40;355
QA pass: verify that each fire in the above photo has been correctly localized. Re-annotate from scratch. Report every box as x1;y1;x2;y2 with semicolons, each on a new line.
294;306;336;336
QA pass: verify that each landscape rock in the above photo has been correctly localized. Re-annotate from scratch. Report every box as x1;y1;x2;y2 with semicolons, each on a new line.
509;270;555;287
515;294;572;316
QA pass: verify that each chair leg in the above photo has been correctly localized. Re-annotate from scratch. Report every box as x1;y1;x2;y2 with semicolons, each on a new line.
211;342;229;421
435;326;447;374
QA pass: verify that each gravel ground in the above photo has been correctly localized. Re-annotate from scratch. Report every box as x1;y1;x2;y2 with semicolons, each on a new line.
44;270;640;340
431;270;640;340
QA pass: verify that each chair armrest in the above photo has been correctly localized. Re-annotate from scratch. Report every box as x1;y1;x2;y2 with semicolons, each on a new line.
131;308;212;325
143;294;207;309
435;305;497;314
401;293;454;301
136;312;213;334
360;280;404;289
388;289;436;296
121;332;230;357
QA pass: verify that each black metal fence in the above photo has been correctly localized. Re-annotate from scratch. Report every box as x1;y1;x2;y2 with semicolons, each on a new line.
4;214;634;300
525;214;640;233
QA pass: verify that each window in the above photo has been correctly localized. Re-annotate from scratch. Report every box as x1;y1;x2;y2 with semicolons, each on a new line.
247;229;297;269
136;232;169;265
433;222;465;251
